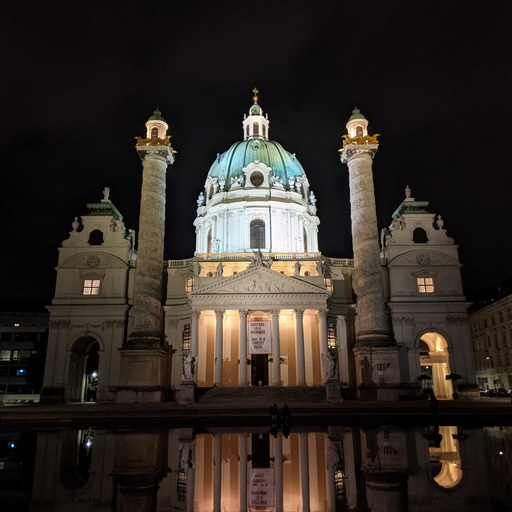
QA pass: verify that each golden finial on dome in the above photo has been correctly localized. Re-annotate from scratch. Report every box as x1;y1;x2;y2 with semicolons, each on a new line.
252;87;259;103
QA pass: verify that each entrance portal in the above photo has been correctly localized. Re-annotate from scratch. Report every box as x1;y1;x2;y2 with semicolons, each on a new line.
419;333;453;399
251;354;269;386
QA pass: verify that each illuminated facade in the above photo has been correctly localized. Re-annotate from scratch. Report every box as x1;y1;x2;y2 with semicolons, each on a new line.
41;94;477;404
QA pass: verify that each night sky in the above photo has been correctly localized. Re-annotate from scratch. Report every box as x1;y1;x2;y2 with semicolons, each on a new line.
2;1;511;301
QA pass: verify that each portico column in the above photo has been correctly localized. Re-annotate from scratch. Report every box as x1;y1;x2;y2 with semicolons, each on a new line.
317;309;329;382
239;433;248;512
213;433;222;512
299;432;310;512
274;432;284;512
191;311;199;358
271;309;282;386
239;310;248;386
295;310;306;386
215;311;224;387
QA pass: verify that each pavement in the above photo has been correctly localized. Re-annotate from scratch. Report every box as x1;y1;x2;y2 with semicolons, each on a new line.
1;398;511;431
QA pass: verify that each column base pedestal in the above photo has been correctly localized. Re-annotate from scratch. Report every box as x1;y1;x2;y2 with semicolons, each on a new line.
179;380;196;404
325;380;343;402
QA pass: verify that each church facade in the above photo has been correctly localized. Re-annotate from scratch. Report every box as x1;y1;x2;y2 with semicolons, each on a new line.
41;93;477;404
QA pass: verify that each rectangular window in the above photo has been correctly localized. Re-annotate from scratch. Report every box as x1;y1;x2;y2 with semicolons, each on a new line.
182;324;191;351
327;321;337;349
185;278;193;293
417;277;434;293
83;279;101;295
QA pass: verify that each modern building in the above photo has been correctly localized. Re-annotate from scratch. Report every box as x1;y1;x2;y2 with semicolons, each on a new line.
470;293;512;391
0;307;48;403
40;93;477;404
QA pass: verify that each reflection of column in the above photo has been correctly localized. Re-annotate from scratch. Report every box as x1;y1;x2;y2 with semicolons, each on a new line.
299;432;310;512
295;310;306;386
337;315;350;386
239;433;248;512
215;311;224;386
318;310;328;381
191;311;199;358
186;450;195;512
239;310;248;386
214;434;222;512
271;309;281;386
274;433;284;512
325;437;336;512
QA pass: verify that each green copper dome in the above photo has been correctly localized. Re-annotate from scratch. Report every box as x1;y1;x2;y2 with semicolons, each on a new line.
148;108;167;123
348;107;366;121
250;102;263;115
208;139;305;190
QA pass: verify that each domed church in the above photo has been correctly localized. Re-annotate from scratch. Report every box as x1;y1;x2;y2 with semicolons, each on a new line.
41;91;477;404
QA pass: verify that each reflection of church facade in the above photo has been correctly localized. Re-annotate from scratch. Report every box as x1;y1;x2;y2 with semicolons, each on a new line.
41;92;477;404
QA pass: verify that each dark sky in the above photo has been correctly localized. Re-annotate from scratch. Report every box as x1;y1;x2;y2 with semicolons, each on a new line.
1;1;511;301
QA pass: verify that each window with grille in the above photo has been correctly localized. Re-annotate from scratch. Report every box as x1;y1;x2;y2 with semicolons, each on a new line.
328;321;337;349
83;279;101;295
417;277;434;293
334;467;345;501
250;219;265;249
182;324;191;351
177;470;187;502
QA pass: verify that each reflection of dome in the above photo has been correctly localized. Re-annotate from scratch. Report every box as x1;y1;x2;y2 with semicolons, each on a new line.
207;139;305;191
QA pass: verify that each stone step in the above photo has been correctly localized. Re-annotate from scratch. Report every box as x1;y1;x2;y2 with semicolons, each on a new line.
196;386;326;404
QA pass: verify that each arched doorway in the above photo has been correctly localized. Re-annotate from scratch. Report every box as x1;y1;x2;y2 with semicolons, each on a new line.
66;337;100;402
419;332;453;399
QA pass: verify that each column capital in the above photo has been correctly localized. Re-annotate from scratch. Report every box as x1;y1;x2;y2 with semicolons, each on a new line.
191;310;201;319
317;309;328;319
270;308;281;317
294;309;304;318
215;309;225;319
238;309;248;318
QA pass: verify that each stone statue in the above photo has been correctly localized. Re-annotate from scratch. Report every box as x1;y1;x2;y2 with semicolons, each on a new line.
216;262;224;277
102;187;110;202
212;238;220;253
288;177;295;190
316;260;323;276
295;181;301;193
219;177;225;191
179;443;191;470
326;439;343;469
391;216;400;231
71;216;80;232
309;190;317;205
197;191;204;207
251;249;264;267
213;181;219;194
271;174;284;189
115;216;125;232
321;352;338;380
267;256;274;269
127;229;136;251
436;214;444;229
182;354;198;380
405;185;411;198
231;175;243;187
193;261;202;277
294;261;301;277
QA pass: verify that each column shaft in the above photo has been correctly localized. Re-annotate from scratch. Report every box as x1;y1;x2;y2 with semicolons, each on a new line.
191;311;199;358
239;433;248;512
318;310;329;382
274;433;284;512
213;434;222;512
299;433;310;512
271;310;281;386
239;310;248;386
295;310;306;386
215;311;224;386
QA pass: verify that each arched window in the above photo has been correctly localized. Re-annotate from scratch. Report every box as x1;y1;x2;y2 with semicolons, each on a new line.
246;125;249;138
207;228;212;253
253;122;259;137
151;127;159;139
87;229;104;246
303;228;308;252
356;125;363;138
262;125;266;138
412;227;429;243
250;219;265;249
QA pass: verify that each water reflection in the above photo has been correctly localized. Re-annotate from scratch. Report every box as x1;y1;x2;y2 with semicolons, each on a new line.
2;424;511;511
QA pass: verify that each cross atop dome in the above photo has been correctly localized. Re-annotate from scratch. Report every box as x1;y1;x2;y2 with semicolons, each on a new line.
244;87;269;140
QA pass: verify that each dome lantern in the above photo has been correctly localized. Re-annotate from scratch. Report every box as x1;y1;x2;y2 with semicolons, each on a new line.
346;107;368;139
242;88;270;141
145;108;168;139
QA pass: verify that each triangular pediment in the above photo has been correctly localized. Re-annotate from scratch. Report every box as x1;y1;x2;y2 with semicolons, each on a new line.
190;264;327;296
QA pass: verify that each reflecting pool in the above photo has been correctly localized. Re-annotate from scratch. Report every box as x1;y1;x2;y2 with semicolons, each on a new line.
1;422;511;511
